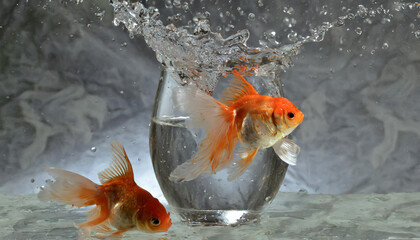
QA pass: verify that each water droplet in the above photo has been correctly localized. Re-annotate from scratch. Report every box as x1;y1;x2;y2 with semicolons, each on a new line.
121;42;127;47
284;6;295;15
183;145;186;149
355;27;363;35
287;30;298;42
265;30;276;39
248;13;255;21
381;18;391;24
257;0;264;7
382;42;389;49
173;0;181;8
265;196;272;201
90;147;97;152
30;179;35;183
138;157;141;162
5;96;10;100
208;195;214;200
69;34;74;38
320;5;328;15
357;5;368;18
120;90;124;94
182;2;189;12
95;10;105;21
283;17;297;28
370;49;375;55
167;150;171;154
415;30;420;38
164;0;172;8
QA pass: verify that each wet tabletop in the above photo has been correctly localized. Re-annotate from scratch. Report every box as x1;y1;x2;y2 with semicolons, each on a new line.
1;192;420;239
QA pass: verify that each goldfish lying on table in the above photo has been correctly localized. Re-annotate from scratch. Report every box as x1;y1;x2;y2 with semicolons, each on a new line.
38;141;171;238
170;70;304;182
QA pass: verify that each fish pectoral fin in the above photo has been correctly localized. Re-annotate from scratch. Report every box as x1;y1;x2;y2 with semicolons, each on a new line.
81;218;128;239
98;141;135;184
272;138;300;166
227;148;259;181
79;201;110;229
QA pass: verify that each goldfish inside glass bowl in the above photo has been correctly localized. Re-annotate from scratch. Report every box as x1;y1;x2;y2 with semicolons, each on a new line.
149;67;303;226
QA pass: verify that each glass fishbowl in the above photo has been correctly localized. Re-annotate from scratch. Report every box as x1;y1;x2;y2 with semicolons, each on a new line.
149;68;289;225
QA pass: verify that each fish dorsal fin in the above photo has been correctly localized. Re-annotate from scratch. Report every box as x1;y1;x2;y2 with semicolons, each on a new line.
221;70;259;105
98;141;134;184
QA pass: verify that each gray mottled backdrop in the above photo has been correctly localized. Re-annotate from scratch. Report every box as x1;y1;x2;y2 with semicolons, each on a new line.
1;0;419;200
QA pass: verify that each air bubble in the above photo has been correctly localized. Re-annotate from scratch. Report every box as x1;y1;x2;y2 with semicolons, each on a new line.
248;13;255;21
355;27;363;35
90;147;97;152
382;42;389;49
415;30;420;38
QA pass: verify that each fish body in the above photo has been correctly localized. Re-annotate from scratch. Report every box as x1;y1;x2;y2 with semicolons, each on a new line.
170;70;304;182
38;141;171;237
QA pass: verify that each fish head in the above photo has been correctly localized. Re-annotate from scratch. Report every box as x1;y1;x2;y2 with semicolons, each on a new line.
134;197;172;233
273;97;304;136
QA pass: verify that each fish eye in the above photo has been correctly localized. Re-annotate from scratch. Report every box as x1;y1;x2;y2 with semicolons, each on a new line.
151;218;160;226
287;112;295;119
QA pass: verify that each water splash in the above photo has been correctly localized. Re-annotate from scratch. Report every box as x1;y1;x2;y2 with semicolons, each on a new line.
111;0;420;91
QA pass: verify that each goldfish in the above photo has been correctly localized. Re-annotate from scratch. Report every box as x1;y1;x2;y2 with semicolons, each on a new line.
169;70;304;182
38;141;172;237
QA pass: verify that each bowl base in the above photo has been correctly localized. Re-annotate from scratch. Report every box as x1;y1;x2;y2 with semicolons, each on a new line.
176;209;261;226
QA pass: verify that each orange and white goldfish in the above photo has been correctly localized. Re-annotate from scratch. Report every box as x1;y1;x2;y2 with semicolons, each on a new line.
38;141;172;237
169;70;304;182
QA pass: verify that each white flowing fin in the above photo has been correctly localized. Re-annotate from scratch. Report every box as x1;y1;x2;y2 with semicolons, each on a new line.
272;138;300;165
170;85;238;182
38;167;102;208
173;86;229;129
227;148;259;181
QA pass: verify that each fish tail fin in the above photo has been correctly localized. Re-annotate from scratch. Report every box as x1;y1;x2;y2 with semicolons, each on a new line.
38;167;110;227
38;167;105;207
170;86;238;182
227;148;259;181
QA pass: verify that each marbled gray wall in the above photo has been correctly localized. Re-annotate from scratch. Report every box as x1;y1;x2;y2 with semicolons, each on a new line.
0;0;419;199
